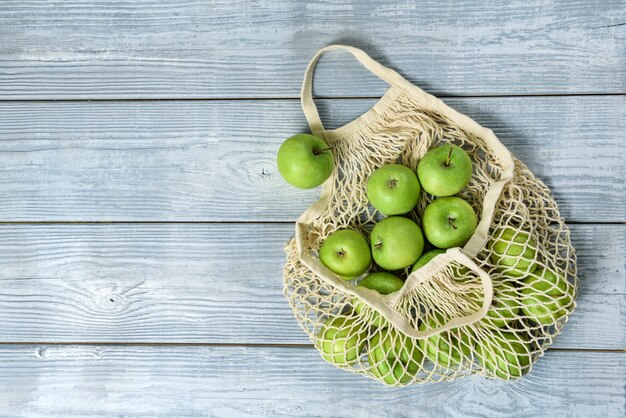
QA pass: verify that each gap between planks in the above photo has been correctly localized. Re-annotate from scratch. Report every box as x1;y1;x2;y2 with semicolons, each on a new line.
0;221;623;225
0;92;624;103
0;342;622;353
1;95;621;348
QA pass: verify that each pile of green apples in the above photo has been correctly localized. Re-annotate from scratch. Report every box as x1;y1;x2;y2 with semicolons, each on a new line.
277;133;574;383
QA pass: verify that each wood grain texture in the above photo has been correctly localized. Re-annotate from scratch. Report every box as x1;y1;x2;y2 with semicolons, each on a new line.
0;1;624;415
0;95;623;222
0;0;624;99
0;223;622;348
0;345;623;417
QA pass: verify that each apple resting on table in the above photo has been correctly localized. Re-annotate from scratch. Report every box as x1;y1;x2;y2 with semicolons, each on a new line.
476;331;532;379
489;227;538;277
483;281;521;328
521;268;574;325
418;314;472;368
276;133;333;189
367;328;423;385
318;316;367;365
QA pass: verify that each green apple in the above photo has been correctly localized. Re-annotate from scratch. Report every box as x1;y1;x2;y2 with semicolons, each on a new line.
353;272;404;328
411;249;446;272
418;314;472;368
370;217;424;270
367;328;423;385
422;197;477;249
489;227;537;277
521;268;573;325
318;316;367;365
417;144;473;196
277;133;333;189
484;281;521;328
319;229;371;279
367;164;421;215
476;332;532;379
357;272;405;295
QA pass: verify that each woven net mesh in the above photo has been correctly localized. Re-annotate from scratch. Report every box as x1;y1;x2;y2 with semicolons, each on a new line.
283;90;577;386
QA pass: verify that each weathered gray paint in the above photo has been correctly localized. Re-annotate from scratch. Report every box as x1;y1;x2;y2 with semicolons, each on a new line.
0;0;623;416
0;96;623;222
0;0;624;99
0;346;623;417
0;223;622;349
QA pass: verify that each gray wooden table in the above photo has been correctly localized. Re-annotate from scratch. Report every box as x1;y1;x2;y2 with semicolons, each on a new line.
0;1;624;417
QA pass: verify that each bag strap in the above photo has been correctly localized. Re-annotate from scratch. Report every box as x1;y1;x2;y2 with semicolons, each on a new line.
295;223;494;339
301;45;406;135
386;247;494;338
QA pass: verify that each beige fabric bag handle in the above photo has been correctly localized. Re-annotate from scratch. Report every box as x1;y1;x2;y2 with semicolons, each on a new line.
301;44;406;135
295;227;494;338
297;45;515;338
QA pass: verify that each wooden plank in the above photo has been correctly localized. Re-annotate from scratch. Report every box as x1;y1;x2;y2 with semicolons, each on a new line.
0;96;623;222
0;223;622;349
0;1;624;99
0;345;623;417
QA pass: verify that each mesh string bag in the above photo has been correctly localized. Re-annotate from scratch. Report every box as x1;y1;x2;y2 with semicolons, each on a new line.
282;45;577;386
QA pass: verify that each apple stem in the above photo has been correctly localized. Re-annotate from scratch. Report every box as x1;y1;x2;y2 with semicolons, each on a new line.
314;147;332;156
387;179;398;189
448;217;457;230
444;147;453;167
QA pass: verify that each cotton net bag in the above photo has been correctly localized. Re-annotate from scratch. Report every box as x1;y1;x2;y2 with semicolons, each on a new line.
283;45;577;386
